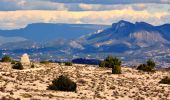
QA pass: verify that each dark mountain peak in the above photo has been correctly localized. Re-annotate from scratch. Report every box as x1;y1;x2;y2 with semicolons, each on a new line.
112;20;133;27
134;21;155;31
112;20;134;30
118;20;133;24
135;21;153;27
112;20;154;28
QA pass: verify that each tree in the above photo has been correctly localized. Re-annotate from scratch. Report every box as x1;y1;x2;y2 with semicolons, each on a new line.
147;59;155;69
99;55;121;74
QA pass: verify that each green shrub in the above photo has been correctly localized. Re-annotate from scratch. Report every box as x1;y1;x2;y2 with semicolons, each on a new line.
112;65;121;74
48;75;77;92
159;76;170;85
99;55;121;74
12;62;23;70
99;61;105;67
137;64;152;72
65;62;72;66
137;59;155;72
147;59;155;69
40;61;50;64
1;56;12;62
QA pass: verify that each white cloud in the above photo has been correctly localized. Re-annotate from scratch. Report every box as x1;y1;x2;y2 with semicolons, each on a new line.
0;9;169;29
161;0;170;3
0;0;169;12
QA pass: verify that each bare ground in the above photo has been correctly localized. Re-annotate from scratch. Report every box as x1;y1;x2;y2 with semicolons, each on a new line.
0;63;170;100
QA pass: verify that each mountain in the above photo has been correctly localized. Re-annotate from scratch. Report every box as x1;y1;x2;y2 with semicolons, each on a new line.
1;20;170;65
77;20;170;53
0;23;109;44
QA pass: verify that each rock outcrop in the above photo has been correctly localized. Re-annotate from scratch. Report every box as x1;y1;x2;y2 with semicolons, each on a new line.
20;53;30;68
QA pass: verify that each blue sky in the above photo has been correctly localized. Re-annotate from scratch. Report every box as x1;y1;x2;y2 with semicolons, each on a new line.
0;0;170;29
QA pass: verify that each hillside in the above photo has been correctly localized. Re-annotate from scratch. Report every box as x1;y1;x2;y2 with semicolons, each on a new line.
0;63;169;99
79;20;170;53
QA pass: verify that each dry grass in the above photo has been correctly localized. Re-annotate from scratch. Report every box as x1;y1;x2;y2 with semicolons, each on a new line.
0;63;169;100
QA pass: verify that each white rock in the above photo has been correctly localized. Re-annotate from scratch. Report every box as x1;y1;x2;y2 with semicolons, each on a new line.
20;53;30;65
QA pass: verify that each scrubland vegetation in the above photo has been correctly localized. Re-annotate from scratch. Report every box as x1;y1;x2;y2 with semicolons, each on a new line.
159;76;170;84
65;62;73;66
48;75;77;92
99;55;121;74
137;59;155;72
12;62;23;70
1;56;12;62
0;55;169;99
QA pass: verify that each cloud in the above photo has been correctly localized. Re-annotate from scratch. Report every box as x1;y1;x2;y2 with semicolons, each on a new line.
131;4;148;11
51;0;170;4
161;0;170;3
0;0;169;11
0;0;68;11
0;9;169;29
79;4;94;10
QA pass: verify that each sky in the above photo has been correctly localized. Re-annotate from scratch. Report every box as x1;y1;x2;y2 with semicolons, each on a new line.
0;0;170;29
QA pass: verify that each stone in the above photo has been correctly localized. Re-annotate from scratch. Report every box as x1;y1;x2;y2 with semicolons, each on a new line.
20;53;30;65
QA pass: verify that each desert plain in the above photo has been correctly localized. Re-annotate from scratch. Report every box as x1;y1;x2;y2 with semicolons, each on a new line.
0;63;170;100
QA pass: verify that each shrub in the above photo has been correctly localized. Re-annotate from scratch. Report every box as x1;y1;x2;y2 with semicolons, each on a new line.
40;61;50;64
1;56;12;62
48;75;77;92
137;59;155;72
112;65;121;74
31;63;35;68
12;62;23;70
99;55;121;74
137;64;152;72
159;76;170;85
99;61;106;67
65;62;72;66
147;59;155;69
11;60;19;64
11;60;16;64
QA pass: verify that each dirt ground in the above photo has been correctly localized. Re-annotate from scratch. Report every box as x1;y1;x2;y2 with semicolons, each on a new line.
0;63;170;100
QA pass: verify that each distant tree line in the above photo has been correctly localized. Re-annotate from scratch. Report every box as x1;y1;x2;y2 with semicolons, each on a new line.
72;58;101;65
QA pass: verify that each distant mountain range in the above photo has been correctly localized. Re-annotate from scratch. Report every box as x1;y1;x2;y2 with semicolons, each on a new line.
75;20;170;53
1;20;170;65
0;23;109;48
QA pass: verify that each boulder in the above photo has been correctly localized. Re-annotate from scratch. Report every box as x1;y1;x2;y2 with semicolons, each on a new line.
20;53;30;66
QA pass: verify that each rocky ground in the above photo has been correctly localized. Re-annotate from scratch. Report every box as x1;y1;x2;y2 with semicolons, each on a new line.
0;62;170;100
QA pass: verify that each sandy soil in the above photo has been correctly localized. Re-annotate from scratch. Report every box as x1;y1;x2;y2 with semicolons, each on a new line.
0;62;170;100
